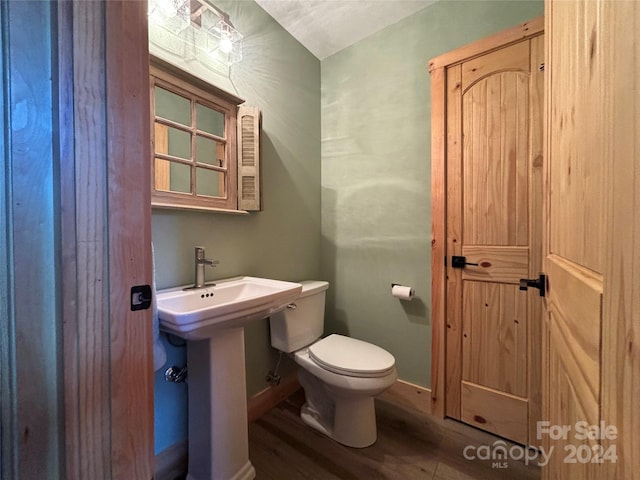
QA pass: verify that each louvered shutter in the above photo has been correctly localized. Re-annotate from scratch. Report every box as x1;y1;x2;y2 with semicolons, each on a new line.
237;105;261;211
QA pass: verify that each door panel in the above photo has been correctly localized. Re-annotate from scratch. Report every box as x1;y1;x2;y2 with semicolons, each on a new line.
445;36;544;444
462;281;527;396
461;382;528;445
547;343;597;479
462;72;530;247
547;1;605;274
461;246;529;283
546;256;602;422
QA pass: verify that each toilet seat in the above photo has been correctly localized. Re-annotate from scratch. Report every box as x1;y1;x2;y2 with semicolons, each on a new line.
308;334;395;378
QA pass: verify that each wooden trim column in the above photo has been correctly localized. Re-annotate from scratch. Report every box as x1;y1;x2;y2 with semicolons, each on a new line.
106;2;154;478
62;1;153;478
600;1;640;477
429;65;446;418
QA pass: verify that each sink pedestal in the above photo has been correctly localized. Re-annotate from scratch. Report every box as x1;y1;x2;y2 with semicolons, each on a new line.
186;327;256;480
157;277;302;479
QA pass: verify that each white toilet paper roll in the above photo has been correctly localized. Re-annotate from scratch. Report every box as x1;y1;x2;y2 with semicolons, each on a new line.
391;285;414;301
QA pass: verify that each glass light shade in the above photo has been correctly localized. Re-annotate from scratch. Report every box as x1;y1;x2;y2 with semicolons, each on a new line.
148;0;190;35
206;19;243;65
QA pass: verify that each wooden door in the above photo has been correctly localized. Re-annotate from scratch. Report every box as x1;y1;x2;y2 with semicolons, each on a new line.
543;0;639;477
543;0;605;465
443;33;544;445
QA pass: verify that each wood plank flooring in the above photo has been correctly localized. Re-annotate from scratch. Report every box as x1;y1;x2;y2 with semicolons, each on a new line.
248;392;541;479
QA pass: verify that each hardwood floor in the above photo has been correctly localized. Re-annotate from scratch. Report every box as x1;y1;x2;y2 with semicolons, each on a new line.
248;392;541;479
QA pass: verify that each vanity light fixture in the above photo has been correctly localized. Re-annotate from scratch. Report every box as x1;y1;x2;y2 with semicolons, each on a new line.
206;18;244;65
148;0;244;67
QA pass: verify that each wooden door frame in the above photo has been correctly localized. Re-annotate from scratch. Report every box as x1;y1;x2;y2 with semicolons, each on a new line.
429;16;544;418
1;1;67;475
60;1;154;478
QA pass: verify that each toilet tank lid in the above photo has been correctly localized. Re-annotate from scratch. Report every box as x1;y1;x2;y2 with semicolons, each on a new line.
298;280;329;298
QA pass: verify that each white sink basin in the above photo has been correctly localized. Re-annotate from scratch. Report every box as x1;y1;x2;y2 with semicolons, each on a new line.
157;276;302;340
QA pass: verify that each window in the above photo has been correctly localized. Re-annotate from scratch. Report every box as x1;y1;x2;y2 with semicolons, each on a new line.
150;57;246;213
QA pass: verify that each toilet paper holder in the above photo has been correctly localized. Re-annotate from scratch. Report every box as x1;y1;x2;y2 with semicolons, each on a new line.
390;283;415;301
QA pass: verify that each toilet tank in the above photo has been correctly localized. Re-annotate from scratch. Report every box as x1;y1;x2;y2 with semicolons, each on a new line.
269;280;329;353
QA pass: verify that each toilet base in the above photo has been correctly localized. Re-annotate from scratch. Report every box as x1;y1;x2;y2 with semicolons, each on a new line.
299;395;377;448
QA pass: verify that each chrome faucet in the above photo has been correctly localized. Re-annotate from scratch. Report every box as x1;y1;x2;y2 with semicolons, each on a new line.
194;246;219;288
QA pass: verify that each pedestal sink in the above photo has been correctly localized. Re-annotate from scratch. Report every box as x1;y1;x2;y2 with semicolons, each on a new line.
157;277;302;480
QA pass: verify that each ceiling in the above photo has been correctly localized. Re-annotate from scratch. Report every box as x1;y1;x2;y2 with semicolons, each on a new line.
254;0;435;60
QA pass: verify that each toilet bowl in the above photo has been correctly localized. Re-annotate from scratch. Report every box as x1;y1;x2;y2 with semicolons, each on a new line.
269;281;397;448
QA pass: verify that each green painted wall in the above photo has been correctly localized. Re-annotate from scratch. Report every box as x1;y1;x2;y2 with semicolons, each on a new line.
150;0;321;453
320;0;543;387
151;0;542;456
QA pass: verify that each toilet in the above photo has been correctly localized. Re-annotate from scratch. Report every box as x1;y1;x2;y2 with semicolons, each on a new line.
269;280;397;448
